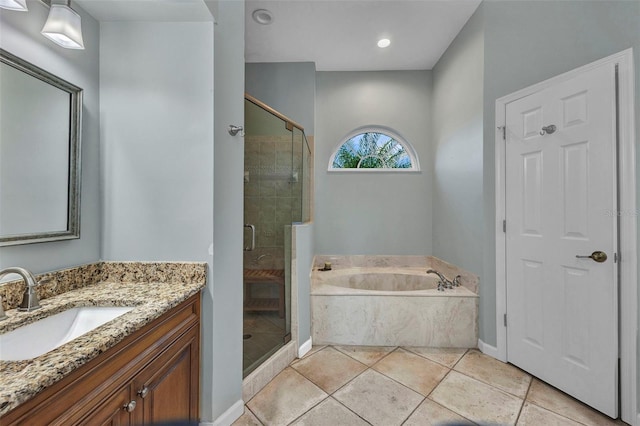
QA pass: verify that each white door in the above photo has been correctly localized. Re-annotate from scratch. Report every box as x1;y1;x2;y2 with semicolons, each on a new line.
505;62;618;417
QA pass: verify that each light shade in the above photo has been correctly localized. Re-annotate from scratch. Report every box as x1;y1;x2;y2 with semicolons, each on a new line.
0;0;28;11
41;4;85;50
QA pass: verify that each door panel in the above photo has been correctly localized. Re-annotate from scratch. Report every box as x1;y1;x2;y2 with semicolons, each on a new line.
505;62;618;417
81;386;131;426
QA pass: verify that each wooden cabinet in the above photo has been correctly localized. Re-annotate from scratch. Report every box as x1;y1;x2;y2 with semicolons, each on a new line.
132;325;199;425
1;294;201;425
88;387;132;426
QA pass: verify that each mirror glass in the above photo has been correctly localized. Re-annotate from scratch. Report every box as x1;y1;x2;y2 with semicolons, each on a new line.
0;49;82;246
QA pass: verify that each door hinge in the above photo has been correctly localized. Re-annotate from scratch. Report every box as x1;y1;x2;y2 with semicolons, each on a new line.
614;252;619;263
504;313;507;327
503;220;506;233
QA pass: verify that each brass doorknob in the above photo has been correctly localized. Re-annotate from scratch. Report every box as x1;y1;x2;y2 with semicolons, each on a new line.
576;251;607;263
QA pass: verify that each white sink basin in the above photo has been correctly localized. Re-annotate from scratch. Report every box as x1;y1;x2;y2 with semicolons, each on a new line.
0;306;134;361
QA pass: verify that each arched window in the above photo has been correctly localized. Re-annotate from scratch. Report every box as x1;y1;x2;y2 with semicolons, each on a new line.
328;126;420;172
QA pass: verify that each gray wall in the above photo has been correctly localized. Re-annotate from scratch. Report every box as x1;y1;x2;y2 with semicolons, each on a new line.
98;19;216;417
100;22;214;263
315;71;433;255
431;8;484;279
0;3;101;273
479;0;640;349
245;62;316;134
212;0;245;420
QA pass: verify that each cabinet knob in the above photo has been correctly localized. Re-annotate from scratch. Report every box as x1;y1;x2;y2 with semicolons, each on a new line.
123;400;137;412
137;386;149;398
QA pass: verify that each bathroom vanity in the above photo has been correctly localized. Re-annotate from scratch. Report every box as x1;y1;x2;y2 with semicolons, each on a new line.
0;262;206;425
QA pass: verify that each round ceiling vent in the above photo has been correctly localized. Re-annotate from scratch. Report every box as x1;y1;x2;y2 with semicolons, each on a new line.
252;9;274;25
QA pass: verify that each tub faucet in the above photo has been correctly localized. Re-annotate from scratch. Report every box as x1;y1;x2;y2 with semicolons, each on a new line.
0;267;41;312
452;275;462;287
426;269;453;291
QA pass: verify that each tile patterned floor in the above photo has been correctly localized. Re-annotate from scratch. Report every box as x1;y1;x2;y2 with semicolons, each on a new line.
233;346;626;426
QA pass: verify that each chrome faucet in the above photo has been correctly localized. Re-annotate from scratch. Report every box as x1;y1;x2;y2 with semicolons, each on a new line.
426;269;453;291
452;275;462;287
0;267;41;312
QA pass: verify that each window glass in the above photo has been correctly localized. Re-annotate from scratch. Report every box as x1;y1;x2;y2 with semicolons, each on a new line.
329;128;419;171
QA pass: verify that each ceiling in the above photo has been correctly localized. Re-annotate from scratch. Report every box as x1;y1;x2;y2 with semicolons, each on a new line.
73;0;481;71
245;0;482;71
74;0;215;22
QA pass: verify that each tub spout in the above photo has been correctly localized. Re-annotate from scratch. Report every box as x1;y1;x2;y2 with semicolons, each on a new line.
452;275;462;287
426;269;453;290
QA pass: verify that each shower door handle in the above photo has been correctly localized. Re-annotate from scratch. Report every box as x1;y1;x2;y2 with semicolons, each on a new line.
244;224;255;251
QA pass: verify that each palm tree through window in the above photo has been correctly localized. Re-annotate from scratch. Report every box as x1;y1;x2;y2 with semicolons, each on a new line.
329;130;418;170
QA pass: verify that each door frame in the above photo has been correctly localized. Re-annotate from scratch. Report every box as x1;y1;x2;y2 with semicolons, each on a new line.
494;48;636;423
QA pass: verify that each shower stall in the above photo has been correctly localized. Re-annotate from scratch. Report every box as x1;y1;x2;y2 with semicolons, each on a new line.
242;94;312;377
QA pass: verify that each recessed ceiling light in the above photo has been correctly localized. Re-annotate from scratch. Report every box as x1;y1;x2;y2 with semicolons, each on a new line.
377;38;391;48
252;9;274;25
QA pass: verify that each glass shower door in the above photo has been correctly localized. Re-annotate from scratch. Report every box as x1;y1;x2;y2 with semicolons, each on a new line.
242;98;294;377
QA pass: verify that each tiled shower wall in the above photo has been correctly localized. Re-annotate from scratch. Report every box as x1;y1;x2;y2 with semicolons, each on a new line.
244;134;303;271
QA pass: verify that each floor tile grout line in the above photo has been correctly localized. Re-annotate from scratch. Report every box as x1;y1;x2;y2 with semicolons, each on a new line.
326;361;427;423
524;400;595;426
367;346;399;369
422;397;480;426
330;364;426;426
399;395;427;426
332;344;398;366
329;395;375;425
512;375;534;425
284;394;331;426
430;368;526;425
523;379;616;426
449;347;470;369
245;405;266;426
450;353;532;400
289;347;370;394
366;363;439;399
402;346;469;369
448;367;527;401
524;380;614;426
326;362;373;397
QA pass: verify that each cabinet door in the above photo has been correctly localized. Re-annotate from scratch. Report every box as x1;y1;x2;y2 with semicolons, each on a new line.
80;386;132;426
133;326;200;425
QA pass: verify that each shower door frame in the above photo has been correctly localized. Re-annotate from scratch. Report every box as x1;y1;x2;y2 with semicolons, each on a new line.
242;94;308;378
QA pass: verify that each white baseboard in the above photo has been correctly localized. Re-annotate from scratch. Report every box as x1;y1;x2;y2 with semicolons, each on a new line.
299;337;312;358
209;399;245;426
478;339;500;360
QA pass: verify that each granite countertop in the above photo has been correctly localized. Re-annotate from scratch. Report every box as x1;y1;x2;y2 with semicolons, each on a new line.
0;263;206;416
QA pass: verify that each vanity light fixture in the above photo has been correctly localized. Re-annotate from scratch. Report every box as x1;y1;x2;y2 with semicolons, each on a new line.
41;0;85;50
377;38;391;48
0;0;28;11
